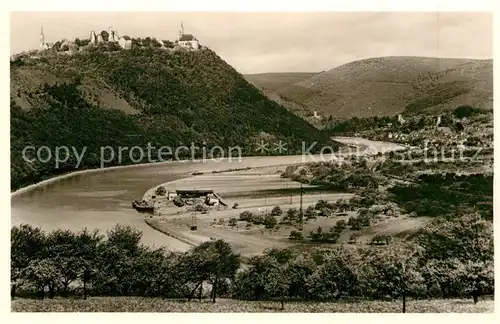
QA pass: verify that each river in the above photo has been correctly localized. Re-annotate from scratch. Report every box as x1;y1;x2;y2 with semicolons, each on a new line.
11;138;404;251
11;155;333;250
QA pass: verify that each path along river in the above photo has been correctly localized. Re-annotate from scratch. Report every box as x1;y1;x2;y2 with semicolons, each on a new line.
11;138;405;251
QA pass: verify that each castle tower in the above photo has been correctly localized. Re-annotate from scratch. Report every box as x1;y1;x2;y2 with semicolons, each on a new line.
40;27;45;48
89;30;97;44
108;27;118;41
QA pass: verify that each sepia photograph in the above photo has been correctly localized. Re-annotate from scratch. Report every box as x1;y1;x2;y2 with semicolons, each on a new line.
9;9;493;313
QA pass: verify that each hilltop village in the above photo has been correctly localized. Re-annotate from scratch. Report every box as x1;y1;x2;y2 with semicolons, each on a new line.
32;22;201;56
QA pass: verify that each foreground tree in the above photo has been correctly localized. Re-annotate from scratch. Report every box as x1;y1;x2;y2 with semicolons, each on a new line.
417;213;494;301
24;258;61;299
306;247;360;300
11;224;47;299
360;244;425;313
180;239;240;302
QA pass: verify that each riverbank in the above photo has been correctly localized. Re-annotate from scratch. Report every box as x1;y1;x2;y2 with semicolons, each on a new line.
11;160;178;199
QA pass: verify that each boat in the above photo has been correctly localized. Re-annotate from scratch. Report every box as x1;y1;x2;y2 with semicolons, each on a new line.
132;200;154;213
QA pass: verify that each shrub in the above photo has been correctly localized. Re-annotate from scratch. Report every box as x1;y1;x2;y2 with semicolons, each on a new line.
348;217;362;230
155;186;167;196
270;206;283;216
173;196;184;207
349;232;361;244
286;208;299;223
371;234;392;245
252;214;264;225
305;206;316;219
228;218;237;227
315;199;334;210
194;204;208;212
289;230;304;240
239;211;254;222
453;105;481;119
264;214;277;229
334;220;347;232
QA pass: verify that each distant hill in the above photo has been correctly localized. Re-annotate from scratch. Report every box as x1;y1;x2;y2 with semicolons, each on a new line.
244;72;322;125
10;47;333;190
245;56;493;119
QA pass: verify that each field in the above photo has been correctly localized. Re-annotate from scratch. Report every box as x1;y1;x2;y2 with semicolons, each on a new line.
11;297;494;312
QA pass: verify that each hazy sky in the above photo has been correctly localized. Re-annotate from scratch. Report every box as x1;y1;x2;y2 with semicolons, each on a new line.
10;12;492;73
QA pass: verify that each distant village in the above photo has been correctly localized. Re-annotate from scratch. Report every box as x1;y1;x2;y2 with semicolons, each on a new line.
21;22;201;57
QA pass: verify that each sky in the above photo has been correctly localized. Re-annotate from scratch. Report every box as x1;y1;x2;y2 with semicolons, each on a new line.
10;12;492;74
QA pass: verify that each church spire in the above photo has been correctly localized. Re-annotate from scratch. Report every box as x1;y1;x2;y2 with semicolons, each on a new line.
40;27;45;47
179;21;184;39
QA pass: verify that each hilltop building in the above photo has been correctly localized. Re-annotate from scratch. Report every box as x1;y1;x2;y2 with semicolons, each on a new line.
39;27;54;50
177;21;199;50
119;36;132;50
89;27;132;49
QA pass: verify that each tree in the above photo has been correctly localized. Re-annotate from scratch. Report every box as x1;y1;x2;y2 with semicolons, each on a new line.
453;105;479;119
264;214;277;228
306;248;360;300
106;224;143;254
11;224;47;299
286;208;299;224
74;228;103;299
270;206;282;216
416;213;493;263
348;217;362;230
155;186;166;196
239;211;254;222
349;232;361;244
460;260;494;303
371;234;392;246
45;229;78;296
288;230;303;241
181;240;240;303
417;214;494;302
263;258;291;310
360;244;425;313
334;219;347;232
228;217;237;227
304;205;316;219
286;254;317;299
24;258;61;299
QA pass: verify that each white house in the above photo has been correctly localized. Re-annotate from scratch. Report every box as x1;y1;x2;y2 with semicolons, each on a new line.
119;36;132;49
166;190;178;201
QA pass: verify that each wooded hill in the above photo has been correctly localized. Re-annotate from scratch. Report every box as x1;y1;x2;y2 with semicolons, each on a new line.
10;47;333;190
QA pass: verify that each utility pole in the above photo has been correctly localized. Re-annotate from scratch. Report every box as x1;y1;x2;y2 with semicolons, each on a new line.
401;261;406;314
299;183;303;230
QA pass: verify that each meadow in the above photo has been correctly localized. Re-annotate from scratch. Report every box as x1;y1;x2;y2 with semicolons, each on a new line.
11;297;493;313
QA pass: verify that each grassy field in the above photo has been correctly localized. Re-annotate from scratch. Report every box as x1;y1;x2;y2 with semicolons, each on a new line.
11;297;494;312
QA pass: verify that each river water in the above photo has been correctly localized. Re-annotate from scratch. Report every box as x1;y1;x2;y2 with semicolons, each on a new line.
11;155;329;250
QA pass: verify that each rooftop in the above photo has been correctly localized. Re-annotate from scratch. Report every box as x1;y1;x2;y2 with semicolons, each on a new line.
179;34;196;41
